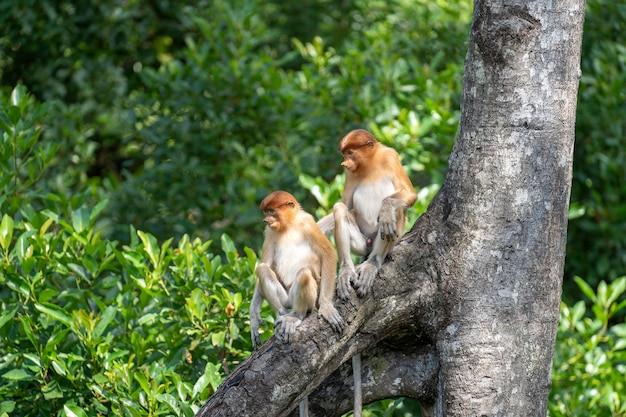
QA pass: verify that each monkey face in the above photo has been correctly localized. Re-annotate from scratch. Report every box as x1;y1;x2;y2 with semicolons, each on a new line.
263;210;281;231
260;190;298;232
341;150;359;172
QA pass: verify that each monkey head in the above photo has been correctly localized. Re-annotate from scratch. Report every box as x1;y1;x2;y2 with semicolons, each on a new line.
338;129;378;173
259;190;298;232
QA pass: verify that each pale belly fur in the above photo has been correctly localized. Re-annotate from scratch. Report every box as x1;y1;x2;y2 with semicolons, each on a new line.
352;177;395;238
272;232;319;289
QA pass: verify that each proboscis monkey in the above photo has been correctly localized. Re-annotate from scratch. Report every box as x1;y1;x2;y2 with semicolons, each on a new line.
250;191;345;417
318;129;417;298
318;129;417;417
250;190;345;349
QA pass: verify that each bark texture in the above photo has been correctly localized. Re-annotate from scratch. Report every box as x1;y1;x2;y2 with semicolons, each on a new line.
195;0;585;416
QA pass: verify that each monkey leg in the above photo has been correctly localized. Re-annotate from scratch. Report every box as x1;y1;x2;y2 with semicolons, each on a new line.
290;268;318;319
354;234;397;297
333;202;367;300
275;269;317;344
354;204;406;297
256;263;290;315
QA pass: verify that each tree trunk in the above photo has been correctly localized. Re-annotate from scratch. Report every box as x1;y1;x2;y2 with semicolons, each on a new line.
195;0;585;415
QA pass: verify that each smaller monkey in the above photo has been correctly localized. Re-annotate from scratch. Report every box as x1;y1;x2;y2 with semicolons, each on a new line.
250;190;345;350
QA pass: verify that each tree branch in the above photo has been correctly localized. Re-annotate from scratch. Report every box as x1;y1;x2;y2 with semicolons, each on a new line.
287;342;439;417
195;231;439;417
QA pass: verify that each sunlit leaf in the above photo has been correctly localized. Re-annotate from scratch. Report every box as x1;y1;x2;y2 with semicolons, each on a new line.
34;303;74;328
0;214;14;252
63;404;88;417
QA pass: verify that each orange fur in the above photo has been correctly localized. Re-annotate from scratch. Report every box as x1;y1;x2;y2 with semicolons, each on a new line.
250;191;344;350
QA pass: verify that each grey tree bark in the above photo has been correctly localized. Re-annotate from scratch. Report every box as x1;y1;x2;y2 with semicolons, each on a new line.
195;0;585;415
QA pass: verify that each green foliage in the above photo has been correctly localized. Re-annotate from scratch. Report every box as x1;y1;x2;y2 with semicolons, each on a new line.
550;277;626;416
564;0;626;292
74;0;466;248
0;86;57;212
2;0;626;415
0;91;261;416
0;205;260;416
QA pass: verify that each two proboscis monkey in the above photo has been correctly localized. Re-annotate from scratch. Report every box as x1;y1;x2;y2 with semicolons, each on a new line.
250;130;416;417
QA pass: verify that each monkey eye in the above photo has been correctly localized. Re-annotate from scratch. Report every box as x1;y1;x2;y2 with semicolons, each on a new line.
263;209;275;216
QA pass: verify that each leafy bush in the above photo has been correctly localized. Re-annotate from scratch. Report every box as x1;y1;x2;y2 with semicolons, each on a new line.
564;0;626;293
101;0;467;252
0;205;262;416
0;86;266;417
550;277;626;416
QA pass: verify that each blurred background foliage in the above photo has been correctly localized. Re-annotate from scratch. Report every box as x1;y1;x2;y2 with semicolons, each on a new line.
1;0;624;415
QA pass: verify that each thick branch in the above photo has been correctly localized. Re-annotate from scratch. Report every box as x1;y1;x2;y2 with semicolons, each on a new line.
195;233;439;417
288;342;438;417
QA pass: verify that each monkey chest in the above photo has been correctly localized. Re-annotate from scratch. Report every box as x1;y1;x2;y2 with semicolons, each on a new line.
272;238;319;287
352;178;395;235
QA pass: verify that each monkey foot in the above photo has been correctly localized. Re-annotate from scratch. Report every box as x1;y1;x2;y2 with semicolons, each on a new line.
354;261;378;297
274;315;302;344
337;266;357;300
318;304;345;333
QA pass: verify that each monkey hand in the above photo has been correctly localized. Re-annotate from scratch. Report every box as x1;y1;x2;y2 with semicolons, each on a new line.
274;315;302;344
378;200;399;241
318;303;345;333
250;315;264;350
354;261;379;297
337;266;357;300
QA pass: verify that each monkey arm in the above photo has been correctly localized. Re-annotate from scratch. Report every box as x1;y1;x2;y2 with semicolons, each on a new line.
309;225;344;333
378;167;417;241
249;284;265;350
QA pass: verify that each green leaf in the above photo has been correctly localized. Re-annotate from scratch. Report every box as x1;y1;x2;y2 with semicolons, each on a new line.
571;300;586;324
0;305;18;330
574;276;597;303
93;306;117;339
63;404;88;417
19;315;38;349
71;207;89;233
89;199;109;225
0;113;12;134
12;230;36;262
134;371;150;395
137;230;159;266
221;234;236;257
211;331;226;346
34;303;74;328
7;106;20;125
42;380;64;400
2;368;33;381
611;323;626;338
156;394;180;415
607;277;626;305
10;85;26;106
192;373;211;398
0;401;16;413
0;214;14;252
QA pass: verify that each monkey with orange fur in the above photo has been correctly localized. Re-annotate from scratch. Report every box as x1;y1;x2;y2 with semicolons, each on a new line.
318;129;417;299
250;190;345;350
